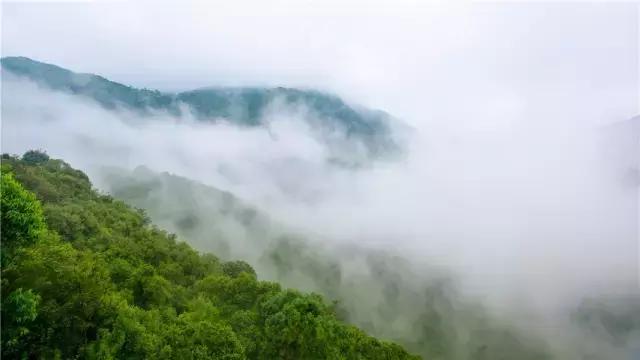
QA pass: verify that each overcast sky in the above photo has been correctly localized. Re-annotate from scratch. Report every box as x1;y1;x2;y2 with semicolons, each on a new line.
2;1;638;127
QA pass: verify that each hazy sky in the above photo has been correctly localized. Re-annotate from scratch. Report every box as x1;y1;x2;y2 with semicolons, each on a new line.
2;1;638;126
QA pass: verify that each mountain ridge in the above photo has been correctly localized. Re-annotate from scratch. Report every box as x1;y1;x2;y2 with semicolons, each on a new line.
1;56;403;160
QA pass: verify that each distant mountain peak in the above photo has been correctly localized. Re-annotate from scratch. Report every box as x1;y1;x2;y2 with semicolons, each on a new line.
2;56;406;162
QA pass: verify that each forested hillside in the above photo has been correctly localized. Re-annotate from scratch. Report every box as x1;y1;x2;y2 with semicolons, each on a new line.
0;151;418;359
97;165;555;360
1;57;404;161
6;152;632;359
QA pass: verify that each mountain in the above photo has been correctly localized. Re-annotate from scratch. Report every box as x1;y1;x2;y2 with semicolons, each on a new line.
98;165;279;261
1;56;176;111
1;151;418;359
96;163;556;360
100;163;640;360
1;56;404;160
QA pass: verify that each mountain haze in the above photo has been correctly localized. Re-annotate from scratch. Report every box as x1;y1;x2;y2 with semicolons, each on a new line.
1;153;420;359
1;56;404;161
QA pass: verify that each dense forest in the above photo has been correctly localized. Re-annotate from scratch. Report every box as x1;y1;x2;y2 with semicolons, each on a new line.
3;151;637;359
1;151;418;359
98;165;556;360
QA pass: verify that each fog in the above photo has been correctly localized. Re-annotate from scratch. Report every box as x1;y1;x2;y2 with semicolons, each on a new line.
2;68;637;324
2;1;639;358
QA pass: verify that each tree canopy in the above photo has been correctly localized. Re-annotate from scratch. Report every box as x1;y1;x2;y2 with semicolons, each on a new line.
0;153;418;359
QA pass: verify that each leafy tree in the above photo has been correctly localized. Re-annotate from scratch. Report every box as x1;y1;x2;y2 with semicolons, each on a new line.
223;260;257;279
0;172;46;262
1;288;40;355
21;149;49;165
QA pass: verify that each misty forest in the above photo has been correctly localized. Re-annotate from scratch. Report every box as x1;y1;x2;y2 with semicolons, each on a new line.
1;2;639;360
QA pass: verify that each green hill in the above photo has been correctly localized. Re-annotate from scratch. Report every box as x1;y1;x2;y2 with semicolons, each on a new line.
0;151;418;359
95;163;555;360
1;56;403;160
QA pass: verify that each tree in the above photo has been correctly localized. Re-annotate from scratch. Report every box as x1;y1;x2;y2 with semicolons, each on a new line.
22;149;50;165
222;260;257;279
1;172;46;262
1;288;40;357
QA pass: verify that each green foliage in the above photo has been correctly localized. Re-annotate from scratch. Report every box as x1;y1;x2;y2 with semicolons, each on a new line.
1;288;40;353
1;171;46;262
223;260;257;279
1;153;418;359
21;149;50;165
2;56;403;161
102;165;557;360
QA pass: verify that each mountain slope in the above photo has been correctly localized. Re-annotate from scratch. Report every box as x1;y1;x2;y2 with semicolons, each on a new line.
1;56;175;111
0;151;418;359
1;56;403;159
102;165;640;360
98;165;277;260
97;164;556;360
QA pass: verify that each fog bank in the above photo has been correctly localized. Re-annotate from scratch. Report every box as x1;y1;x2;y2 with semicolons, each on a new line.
2;75;637;319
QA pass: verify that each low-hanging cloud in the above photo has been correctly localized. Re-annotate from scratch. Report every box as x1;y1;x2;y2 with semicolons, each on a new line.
2;74;637;317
